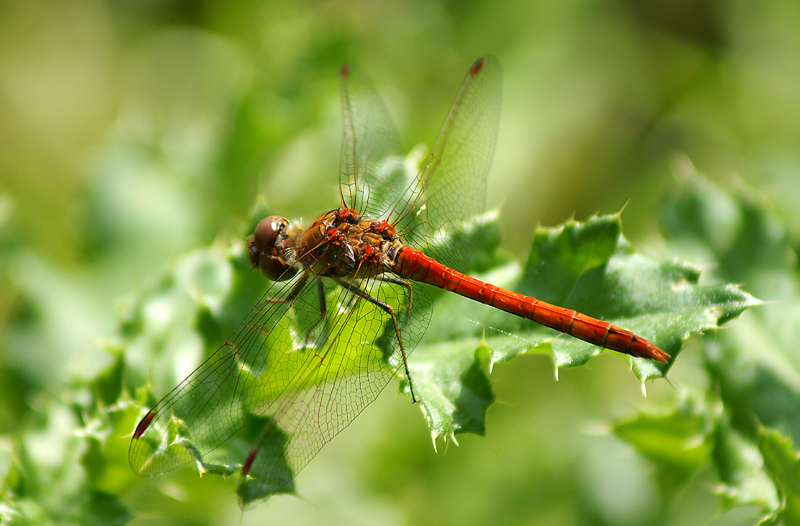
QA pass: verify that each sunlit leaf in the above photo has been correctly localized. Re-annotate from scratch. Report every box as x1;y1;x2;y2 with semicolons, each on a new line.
759;427;800;525
409;212;757;441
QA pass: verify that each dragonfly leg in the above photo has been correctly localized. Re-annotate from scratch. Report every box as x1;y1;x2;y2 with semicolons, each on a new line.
261;271;309;306
258;273;329;350
300;280;331;349
335;278;418;403
374;275;414;320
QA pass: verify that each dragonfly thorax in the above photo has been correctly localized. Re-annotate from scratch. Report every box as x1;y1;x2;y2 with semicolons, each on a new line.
296;208;404;280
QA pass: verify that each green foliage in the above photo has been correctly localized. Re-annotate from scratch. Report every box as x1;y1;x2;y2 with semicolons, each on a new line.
610;165;800;525
1;162;773;524
2;2;799;522
112;182;754;507
404;209;755;444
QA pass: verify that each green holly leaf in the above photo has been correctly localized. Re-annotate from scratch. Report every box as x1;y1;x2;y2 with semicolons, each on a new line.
612;389;715;478
661;165;800;441
119;190;757;503
714;416;780;514
613;162;800;524
409;211;757;443
759;427;800;525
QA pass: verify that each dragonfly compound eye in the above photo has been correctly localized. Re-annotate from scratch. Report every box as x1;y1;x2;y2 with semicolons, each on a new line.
250;216;298;281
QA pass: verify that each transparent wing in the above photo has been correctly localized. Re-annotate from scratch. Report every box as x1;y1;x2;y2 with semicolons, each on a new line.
235;274;432;505
391;56;503;272
129;260;432;504
338;64;407;218
127;272;322;477
129;57;501;505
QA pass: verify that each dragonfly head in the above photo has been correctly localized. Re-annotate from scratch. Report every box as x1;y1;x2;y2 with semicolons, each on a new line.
248;216;299;281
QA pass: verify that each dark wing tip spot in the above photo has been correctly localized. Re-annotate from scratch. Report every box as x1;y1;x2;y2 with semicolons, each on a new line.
470;57;487;77
133;411;155;439
242;447;258;478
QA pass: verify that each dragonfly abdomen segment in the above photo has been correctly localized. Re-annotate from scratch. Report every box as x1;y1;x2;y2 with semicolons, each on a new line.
393;248;668;363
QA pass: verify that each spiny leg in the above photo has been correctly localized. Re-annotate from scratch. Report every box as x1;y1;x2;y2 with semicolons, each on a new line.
258;274;330;350
374;275;414;319
335;278;418;403
264;271;309;306
304;279;330;349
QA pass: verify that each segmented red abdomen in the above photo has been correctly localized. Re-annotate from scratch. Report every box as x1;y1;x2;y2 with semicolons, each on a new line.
393;248;668;363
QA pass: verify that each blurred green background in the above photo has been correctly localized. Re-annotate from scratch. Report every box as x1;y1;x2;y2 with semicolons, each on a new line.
1;0;798;524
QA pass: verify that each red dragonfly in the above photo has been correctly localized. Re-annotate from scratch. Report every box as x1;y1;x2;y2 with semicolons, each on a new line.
129;56;668;504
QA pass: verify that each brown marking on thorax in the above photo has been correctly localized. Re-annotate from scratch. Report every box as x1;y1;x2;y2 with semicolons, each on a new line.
296;209;404;280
